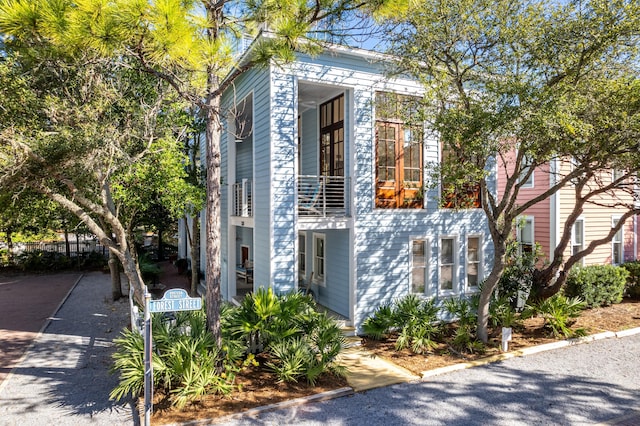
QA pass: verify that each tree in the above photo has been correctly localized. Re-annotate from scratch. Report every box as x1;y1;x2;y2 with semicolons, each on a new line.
0;44;196;304
376;0;640;342
0;0;377;347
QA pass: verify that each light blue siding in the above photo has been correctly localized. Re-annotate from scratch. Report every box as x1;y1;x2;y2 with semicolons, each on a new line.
300;108;317;176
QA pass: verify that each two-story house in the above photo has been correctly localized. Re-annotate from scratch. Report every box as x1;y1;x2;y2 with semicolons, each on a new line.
179;39;495;331
498;154;639;267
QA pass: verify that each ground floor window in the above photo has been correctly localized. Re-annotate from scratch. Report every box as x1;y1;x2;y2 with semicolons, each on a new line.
298;233;306;277
612;217;623;265
466;236;481;290
410;239;428;294
313;233;325;285
439;237;456;292
572;219;584;264
517;217;534;254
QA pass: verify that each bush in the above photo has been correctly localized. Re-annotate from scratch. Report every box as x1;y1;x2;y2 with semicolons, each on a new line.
497;241;541;310
565;265;628;308
15;250;73;271
621;261;640;299
363;295;441;354
523;294;585;338
443;297;484;354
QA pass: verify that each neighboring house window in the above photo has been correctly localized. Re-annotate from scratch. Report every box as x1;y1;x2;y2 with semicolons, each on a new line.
517;217;534;254
612;217;623;265
439;237;456;292
298;233;306;277
571;218;584;261
313;233;326;285
466;236;481;290
612;169;625;184
410;239;428;294
520;154;534;188
320;95;344;177
375;91;424;208
234;93;253;143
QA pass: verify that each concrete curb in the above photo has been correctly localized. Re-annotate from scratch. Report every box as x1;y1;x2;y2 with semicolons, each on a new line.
165;386;354;426
0;273;84;394
420;327;640;380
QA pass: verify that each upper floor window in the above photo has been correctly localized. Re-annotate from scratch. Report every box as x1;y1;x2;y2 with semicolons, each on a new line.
612;218;623;265
612;169;625;184
440;148;481;209
572;218;584;266
519;154;534;188
320;95;344;177
375;92;424;209
234;93;253;143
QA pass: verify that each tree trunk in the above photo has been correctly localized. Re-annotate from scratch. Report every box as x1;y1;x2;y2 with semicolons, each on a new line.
6;227;13;264
108;249;123;301
190;214;200;297
477;239;507;343
204;90;222;349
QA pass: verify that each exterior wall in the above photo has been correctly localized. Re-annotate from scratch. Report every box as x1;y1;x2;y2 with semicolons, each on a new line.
557;161;637;265
496;150;553;261
300;108;318;175
280;50;495;330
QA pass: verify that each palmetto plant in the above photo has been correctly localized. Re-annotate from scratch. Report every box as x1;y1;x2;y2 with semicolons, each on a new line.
524;294;586;338
443;297;484;354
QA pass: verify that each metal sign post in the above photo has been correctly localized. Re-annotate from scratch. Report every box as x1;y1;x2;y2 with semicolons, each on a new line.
142;287;202;426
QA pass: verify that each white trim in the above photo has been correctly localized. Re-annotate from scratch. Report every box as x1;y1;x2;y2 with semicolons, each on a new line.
298;232;307;280
438;235;458;296
312;233;326;287
550;157;560;262
465;234;483;293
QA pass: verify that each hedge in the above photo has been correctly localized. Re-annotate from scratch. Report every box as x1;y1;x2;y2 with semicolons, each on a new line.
565;265;628;308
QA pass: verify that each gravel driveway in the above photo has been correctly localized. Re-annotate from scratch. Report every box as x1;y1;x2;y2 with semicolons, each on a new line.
216;333;640;426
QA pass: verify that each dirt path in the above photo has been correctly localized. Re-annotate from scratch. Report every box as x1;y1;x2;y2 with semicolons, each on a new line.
0;273;81;384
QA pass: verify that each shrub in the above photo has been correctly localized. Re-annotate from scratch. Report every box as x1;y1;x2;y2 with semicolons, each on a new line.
497;241;541;310
565;265;628;308
15;250;73;271
443;297;484;354
489;293;521;329
110;308;242;409
523;295;586;338
621;261;640;299
363;295;441;354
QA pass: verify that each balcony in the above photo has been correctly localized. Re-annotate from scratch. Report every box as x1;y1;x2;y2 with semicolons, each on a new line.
298;175;350;217
232;179;253;217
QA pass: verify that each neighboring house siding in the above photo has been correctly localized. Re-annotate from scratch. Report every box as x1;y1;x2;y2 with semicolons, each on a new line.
497;150;552;261
300;108;318;176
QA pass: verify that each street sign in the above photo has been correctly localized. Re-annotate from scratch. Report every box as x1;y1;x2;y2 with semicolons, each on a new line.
148;288;202;313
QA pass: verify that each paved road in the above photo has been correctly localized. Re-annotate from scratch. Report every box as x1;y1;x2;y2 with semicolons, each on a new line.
218;334;640;426
0;272;135;426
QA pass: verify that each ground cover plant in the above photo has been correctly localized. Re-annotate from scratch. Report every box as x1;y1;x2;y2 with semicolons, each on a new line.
110;288;347;410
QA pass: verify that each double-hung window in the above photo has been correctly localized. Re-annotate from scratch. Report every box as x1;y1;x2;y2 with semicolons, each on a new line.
466;236;481;290
410;239;428;294
612;218;623;265
439;237;456;292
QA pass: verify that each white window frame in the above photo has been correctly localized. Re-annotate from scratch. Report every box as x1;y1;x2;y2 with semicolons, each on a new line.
519;153;534;188
612;217;623;265
438;236;457;295
571;218;584;265
312;233;326;286
466;235;482;292
410;238;430;296
298;233;306;279
517;216;535;255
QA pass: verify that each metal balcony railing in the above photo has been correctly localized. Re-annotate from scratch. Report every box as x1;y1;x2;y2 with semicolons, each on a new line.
232;179;253;217
298;175;350;217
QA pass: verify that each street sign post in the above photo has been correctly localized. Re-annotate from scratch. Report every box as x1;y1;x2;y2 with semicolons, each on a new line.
143;287;202;426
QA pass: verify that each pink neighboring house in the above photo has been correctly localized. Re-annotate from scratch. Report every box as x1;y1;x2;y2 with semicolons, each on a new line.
498;154;639;266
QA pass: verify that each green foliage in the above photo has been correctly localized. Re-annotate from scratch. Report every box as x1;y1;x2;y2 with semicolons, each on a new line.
14;250;73;271
565;265;628;308
489;294;520;329
497;241;540;309
138;254;162;285
524;295;586;338
621;261;640;299
110;308;242;409
443;297;484;354
363;295;441;354
224;288;346;384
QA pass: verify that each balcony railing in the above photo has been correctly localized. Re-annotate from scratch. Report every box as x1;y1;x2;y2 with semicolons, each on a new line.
232;179;253;217
298;175;350;217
